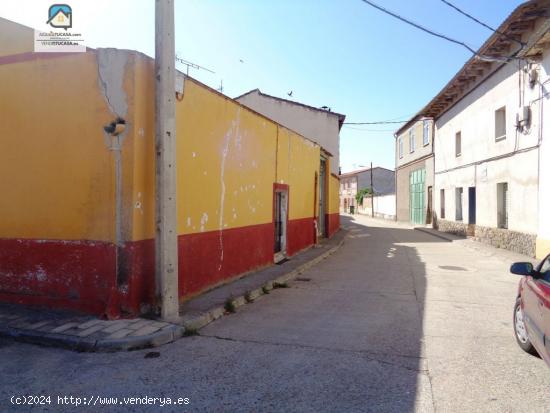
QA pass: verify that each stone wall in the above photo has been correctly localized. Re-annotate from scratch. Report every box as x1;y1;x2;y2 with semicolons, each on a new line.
436;219;536;257
473;225;536;257
436;219;469;237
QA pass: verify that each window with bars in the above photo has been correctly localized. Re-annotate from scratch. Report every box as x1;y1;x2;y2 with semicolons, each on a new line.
495;107;506;141
440;189;445;219
423;120;430;146
455;187;463;221
497;182;509;229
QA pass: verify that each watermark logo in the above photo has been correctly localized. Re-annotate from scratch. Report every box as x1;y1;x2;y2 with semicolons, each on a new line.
46;4;72;30
34;3;85;53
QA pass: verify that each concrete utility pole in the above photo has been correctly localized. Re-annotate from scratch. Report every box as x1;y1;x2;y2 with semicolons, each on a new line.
155;0;179;322
370;162;374;218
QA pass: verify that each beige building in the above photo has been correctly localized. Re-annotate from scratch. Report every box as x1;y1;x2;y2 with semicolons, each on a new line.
394;117;435;225
235;89;345;176
397;0;550;258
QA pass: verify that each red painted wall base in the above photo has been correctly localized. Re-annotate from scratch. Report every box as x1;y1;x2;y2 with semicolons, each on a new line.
0;217;325;317
326;213;340;238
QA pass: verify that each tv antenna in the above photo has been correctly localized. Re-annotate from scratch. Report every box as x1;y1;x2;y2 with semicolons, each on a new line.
217;80;224;93
175;56;215;76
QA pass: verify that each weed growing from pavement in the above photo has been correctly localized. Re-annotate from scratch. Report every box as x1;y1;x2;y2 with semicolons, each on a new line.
224;298;236;313
244;291;254;303
183;327;199;336
262;286;270;294
273;281;289;289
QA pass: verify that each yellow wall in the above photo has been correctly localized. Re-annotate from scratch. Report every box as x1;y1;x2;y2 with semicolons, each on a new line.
128;56;323;241
0;46;333;245
0;52;116;242
329;174;340;214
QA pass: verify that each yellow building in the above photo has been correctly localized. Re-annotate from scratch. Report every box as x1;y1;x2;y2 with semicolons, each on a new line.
0;18;341;316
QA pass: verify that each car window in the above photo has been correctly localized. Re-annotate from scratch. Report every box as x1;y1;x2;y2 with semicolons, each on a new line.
540;256;550;283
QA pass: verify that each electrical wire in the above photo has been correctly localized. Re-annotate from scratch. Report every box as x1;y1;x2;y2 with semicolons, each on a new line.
358;0;520;62
342;126;399;132
439;0;525;47
344;120;407;125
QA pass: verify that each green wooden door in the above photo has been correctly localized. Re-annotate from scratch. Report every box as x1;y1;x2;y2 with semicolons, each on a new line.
410;169;425;225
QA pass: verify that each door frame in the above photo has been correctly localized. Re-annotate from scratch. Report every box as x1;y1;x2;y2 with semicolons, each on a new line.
273;183;289;263
318;156;328;238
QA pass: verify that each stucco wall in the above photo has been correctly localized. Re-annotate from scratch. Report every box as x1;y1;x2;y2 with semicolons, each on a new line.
357;168;395;195
434;55;541;238
396;157;434;223
0;30;337;316
396;118;433;168
236;91;341;175
537;48;550;259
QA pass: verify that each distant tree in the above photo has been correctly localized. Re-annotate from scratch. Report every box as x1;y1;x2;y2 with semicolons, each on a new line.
355;188;372;206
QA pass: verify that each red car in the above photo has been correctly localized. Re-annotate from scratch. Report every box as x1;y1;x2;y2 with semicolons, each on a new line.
511;255;550;367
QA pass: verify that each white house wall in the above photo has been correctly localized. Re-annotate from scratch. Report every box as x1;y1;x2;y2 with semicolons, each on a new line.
434;53;542;256
237;92;341;175
537;48;550;258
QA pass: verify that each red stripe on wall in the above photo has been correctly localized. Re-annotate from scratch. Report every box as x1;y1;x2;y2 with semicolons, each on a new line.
0;217;320;316
178;222;274;298
326;213;340;238
0;239;116;315
287;217;316;256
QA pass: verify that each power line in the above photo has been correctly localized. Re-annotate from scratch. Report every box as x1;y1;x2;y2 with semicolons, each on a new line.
358;0;518;62
343;126;399;131
439;0;525;47
344;120;407;125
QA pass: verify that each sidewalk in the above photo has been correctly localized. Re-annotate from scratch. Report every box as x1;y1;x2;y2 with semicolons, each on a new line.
0;229;346;352
413;226;465;242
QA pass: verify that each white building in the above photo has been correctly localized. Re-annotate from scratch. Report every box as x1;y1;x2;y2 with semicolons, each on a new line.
401;0;550;258
235;89;345;176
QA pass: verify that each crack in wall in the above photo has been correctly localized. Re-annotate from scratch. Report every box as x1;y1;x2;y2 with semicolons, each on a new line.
218;109;241;271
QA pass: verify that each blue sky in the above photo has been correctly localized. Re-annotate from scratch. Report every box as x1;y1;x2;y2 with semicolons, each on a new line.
4;0;524;171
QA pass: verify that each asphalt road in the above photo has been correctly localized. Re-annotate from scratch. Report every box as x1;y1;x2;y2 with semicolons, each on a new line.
1;215;549;412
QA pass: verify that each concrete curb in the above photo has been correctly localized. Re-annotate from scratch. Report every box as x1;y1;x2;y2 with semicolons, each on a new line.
0;232;346;352
180;233;347;332
0;323;183;353
414;227;458;242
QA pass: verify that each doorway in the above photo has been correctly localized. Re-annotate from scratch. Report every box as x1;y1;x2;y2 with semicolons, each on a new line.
468;187;476;225
274;187;288;262
426;186;433;225
409;168;426;225
318;157;327;237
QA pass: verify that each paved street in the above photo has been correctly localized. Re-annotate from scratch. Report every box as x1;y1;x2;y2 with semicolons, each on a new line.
1;215;549;413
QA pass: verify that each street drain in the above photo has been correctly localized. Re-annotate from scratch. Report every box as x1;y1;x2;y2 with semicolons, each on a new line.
296;277;311;282
439;265;467;271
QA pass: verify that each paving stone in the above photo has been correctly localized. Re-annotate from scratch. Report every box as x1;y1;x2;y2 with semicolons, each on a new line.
27;320;52;330
77;319;104;329
130;325;161;337
77;324;107;337
50;322;80;333
102;322;130;334
127;320;152;330
105;328;133;339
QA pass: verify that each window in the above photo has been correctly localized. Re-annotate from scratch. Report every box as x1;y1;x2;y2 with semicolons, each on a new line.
398;137;403;158
495;106;506;141
455;187;463;221
440;189;445;219
423;120;430;146
409;129;415;153
497;182;508;229
455;131;462;157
